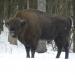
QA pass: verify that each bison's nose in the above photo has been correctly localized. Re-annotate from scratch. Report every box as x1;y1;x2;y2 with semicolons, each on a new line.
10;31;16;37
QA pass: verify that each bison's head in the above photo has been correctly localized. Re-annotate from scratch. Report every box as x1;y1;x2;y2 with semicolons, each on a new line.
6;17;26;38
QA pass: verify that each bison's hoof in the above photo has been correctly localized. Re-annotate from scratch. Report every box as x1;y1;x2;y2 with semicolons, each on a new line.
65;57;68;59
26;56;30;58
31;56;34;58
56;56;60;58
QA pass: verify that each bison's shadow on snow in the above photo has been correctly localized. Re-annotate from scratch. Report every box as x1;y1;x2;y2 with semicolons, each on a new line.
6;9;73;59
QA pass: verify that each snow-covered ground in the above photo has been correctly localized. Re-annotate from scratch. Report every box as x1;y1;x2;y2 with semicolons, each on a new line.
0;24;75;75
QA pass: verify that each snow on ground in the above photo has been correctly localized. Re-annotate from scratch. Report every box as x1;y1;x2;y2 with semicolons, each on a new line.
0;25;75;75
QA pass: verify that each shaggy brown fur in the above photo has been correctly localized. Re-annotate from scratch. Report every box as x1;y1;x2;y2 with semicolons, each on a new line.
6;9;72;59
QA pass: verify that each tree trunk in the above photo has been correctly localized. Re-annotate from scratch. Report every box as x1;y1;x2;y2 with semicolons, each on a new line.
73;32;75;52
36;40;47;53
72;0;75;52
37;0;46;12
36;0;47;53
27;0;29;9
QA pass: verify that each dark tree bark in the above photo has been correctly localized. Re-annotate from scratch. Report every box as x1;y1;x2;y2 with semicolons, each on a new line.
72;0;75;52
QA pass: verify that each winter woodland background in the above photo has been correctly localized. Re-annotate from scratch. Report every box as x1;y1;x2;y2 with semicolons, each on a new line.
0;0;75;75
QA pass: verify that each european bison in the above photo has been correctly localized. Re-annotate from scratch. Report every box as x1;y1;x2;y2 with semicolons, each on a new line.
6;9;72;59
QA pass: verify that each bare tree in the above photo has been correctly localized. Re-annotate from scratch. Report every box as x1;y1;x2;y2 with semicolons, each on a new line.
36;0;47;53
72;0;75;52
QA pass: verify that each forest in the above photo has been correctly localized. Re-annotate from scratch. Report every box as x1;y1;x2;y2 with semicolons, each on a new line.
0;0;75;52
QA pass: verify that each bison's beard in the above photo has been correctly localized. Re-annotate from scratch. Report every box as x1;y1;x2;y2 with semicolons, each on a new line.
8;33;17;45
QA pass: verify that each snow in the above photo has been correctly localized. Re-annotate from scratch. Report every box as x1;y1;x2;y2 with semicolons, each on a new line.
0;24;75;75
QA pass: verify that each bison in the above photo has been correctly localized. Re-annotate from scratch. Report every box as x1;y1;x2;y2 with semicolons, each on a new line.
6;9;72;59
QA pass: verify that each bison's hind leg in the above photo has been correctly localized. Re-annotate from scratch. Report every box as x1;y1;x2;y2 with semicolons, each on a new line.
54;37;63;58
54;36;69;59
64;41;69;59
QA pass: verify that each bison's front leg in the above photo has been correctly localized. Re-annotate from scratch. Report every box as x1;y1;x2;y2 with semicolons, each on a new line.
31;49;35;58
26;48;30;58
31;40;38;58
25;44;31;58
